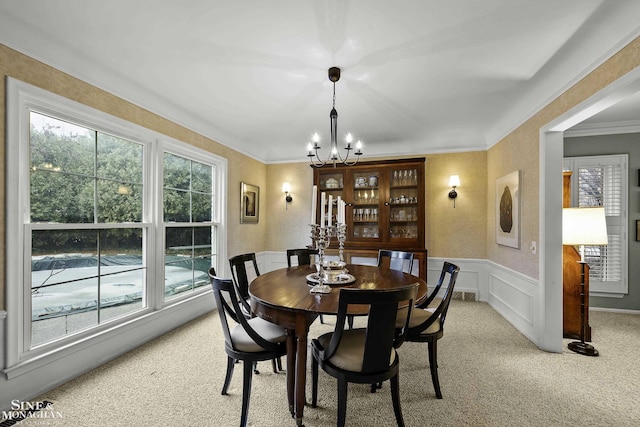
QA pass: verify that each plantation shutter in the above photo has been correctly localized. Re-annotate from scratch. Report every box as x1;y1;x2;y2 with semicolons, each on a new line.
564;155;627;295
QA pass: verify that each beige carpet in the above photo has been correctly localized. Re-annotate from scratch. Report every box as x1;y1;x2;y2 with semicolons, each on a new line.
31;300;640;426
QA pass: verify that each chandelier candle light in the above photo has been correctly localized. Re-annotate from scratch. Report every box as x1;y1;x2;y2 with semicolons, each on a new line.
307;67;363;168
309;185;349;293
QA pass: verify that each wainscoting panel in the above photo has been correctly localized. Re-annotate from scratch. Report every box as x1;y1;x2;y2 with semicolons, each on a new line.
486;261;539;343
426;258;487;300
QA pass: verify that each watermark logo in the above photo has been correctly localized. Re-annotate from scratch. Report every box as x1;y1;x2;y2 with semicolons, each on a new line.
1;400;63;426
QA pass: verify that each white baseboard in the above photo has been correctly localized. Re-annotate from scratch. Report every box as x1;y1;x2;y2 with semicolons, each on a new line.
591;307;640;315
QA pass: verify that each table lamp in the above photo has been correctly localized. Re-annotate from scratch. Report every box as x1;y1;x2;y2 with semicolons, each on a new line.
562;207;608;356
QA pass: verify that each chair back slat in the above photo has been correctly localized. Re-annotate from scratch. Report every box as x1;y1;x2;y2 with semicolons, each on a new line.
326;285;418;375
377;249;414;274
229;253;260;306
209;269;235;347
286;248;318;267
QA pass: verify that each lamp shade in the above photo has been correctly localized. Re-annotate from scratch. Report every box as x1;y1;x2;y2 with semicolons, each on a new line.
449;175;460;187
282;182;291;193
562;207;608;246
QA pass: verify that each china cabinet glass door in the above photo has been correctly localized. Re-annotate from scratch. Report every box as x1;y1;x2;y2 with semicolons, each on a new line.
351;169;381;241
387;166;419;241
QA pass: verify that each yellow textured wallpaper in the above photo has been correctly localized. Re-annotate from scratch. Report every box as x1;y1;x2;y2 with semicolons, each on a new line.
425;151;488;259
265;162;315;252
487;36;640;279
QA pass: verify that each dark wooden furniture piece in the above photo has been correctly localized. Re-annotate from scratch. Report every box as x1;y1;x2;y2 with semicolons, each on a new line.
209;272;287;427
562;171;592;340
310;284;419;427
286;248;318;268
398;261;460;399
249;264;428;426
313;158;428;280
229;253;261;314
230;253;282;372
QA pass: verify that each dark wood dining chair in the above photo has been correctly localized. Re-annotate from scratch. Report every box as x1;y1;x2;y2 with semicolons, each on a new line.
229;253;260;316
377;249;414;274
209;270;287;427
311;284;419;427
396;261;460;399
286;248;318;268
229;253;281;373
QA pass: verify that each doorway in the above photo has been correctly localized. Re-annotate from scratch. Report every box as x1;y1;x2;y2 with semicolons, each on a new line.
540;66;640;352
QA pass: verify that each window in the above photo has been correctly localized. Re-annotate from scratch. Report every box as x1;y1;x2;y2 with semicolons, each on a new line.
29;113;145;347
163;153;217;300
564;155;627;295
6;78;226;368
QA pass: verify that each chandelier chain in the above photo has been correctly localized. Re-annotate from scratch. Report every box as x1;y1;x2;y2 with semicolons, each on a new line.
333;81;336;110
307;67;363;168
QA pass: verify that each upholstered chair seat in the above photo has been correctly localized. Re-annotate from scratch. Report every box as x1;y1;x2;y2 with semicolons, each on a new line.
316;329;396;372
230;317;287;352
395;306;437;330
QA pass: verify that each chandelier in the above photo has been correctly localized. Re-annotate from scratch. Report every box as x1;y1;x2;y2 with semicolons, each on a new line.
307;67;363;168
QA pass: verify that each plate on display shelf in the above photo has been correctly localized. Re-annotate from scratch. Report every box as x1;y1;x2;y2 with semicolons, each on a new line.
306;273;356;286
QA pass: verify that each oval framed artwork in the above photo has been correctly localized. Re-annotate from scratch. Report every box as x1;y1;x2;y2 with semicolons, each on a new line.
496;170;520;248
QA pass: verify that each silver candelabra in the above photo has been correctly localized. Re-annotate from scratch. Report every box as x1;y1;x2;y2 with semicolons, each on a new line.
310;223;347;290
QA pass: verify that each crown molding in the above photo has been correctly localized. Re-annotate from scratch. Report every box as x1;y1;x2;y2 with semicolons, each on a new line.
564;120;640;137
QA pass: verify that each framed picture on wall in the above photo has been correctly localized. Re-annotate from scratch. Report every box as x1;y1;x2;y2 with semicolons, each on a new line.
496;170;520;248
241;182;259;223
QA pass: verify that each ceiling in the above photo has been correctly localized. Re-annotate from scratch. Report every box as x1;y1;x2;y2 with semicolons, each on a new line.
1;1;640;163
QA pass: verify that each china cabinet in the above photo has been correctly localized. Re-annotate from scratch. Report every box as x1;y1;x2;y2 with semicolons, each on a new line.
312;158;427;279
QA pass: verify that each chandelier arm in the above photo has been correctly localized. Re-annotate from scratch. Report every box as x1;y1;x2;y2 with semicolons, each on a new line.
336;149;361;166
309;147;330;168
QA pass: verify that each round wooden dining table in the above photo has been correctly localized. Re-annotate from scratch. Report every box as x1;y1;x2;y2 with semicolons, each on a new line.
249;263;428;426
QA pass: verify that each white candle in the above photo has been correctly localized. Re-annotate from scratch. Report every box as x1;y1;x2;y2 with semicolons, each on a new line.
327;195;333;226
310;185;317;224
337;196;342;224
340;200;346;224
320;192;326;227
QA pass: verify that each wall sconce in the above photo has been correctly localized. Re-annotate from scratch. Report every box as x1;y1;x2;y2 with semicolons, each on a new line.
448;175;460;208
282;182;292;209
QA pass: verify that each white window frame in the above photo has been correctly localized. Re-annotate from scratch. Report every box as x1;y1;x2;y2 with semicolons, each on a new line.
155;138;227;306
5;77;227;372
563;154;628;296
